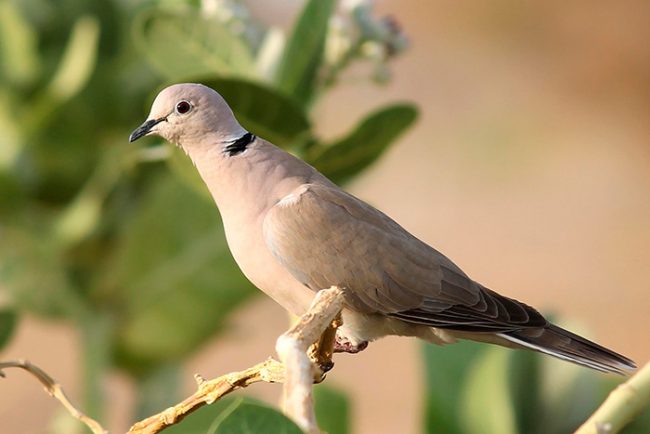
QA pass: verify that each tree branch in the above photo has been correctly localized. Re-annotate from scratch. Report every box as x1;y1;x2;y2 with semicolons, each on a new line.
0;359;107;434
0;287;345;434
575;361;650;434
276;286;344;434
2;295;648;434
127;357;286;433
130;286;344;434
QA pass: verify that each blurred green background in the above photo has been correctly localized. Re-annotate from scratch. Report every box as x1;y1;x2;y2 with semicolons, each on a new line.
1;0;648;433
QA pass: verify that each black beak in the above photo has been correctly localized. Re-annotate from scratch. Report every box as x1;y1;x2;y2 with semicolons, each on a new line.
129;117;165;142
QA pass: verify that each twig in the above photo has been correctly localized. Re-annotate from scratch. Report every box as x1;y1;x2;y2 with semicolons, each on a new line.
1;287;345;434
127;358;286;433
575;362;650;434
0;359;107;434
130;287;343;434
276;286;345;434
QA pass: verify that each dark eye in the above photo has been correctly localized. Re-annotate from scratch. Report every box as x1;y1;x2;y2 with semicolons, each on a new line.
175;100;192;115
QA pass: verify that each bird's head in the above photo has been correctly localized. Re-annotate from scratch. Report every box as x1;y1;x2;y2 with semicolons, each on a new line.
129;83;245;150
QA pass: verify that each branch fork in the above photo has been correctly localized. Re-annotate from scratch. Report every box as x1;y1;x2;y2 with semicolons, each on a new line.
131;286;344;434
3;288;650;434
0;286;345;434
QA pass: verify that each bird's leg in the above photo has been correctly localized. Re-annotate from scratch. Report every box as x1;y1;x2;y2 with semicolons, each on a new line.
333;335;369;354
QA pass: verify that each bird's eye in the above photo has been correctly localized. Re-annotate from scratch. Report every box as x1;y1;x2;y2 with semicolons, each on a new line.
175;100;192;115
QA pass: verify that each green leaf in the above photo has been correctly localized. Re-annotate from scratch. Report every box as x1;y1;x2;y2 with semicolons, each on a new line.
54;143;128;246
309;104;418;184
133;363;182;421
0;1;40;86
314;384;350;434
507;349;543;434
79;312;112;421
508;348;603;434
23;15;100;134
0;309;18;350
208;397;304;434
0;89;22;169
163;396;237;434
537;356;604;434
422;341;484;434
45;16;100;101
105;173;256;374
275;0;336;104
133;9;255;80
198;77;312;149
0;227;86;319
459;347;517;434
0;169;23;213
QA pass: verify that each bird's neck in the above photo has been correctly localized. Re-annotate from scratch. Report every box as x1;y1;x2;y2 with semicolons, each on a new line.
223;132;256;156
185;135;323;223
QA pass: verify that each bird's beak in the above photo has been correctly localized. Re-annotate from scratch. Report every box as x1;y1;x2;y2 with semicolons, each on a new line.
129;117;166;142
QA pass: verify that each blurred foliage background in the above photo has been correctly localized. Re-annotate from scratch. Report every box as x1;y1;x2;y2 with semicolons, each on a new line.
1;0;648;433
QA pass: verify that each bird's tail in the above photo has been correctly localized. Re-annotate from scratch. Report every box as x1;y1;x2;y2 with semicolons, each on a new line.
498;324;636;375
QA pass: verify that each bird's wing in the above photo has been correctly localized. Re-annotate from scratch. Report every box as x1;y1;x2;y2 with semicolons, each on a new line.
263;183;547;332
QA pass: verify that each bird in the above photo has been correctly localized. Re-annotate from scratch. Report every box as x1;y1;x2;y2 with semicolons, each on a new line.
129;83;635;375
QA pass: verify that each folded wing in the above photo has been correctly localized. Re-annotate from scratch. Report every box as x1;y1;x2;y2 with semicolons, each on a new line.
262;183;547;332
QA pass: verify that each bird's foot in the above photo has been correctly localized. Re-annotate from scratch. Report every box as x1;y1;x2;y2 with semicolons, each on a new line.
319;359;335;373
333;337;368;354
311;359;334;384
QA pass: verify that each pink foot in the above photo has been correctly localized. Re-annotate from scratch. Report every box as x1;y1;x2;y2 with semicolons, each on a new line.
334;338;368;354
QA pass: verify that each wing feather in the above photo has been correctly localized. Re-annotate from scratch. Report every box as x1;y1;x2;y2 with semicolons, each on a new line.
263;183;547;331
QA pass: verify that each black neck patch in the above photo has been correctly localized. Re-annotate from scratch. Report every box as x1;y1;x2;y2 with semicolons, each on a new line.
224;132;255;156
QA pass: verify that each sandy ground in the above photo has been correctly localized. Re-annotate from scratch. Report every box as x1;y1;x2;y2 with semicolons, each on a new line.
1;1;649;433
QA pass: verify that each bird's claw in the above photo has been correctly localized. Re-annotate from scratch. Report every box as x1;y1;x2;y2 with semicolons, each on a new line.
333;338;368;354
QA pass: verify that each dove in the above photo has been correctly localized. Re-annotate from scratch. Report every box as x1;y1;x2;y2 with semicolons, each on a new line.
130;83;635;374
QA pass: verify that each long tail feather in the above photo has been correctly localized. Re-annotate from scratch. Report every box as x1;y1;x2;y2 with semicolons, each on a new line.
499;324;636;375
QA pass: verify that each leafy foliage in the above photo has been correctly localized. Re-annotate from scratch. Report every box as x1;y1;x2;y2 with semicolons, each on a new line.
310;104;418;183
422;340;483;433
0;227;85;319
0;309;18;350
275;0;336;105
0;0;412;430
162;396;236;434
209;398;304;434
314;384;351;434
459;347;517;434
422;341;650;434
200;77;312;149
5;1;643;434
143;396;306;434
105;173;255;374
133;9;255;80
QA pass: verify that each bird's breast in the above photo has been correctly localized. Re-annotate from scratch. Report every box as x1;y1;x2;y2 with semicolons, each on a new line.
221;212;315;316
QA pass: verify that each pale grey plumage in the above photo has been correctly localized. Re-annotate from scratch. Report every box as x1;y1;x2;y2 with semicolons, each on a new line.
130;83;635;375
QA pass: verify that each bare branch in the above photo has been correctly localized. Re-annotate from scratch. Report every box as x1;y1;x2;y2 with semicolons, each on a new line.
129;287;344;434
127;357;286;434
0;359;107;434
276;286;345;434
308;306;342;374
1;287;344;434
575;362;650;434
